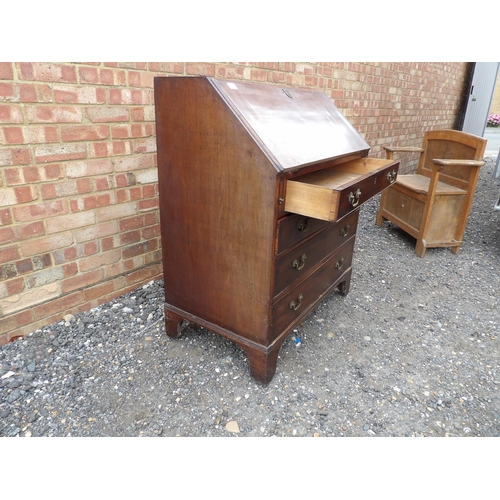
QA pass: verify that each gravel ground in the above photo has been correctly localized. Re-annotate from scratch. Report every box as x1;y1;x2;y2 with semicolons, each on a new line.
1;156;500;439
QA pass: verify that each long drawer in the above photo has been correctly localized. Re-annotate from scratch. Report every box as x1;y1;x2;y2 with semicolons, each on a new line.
273;210;358;296
275;213;331;256
284;157;399;221
272;237;355;337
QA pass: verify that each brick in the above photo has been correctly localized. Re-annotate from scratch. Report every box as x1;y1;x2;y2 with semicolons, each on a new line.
52;246;78;265
142;224;160;239
63;262;78;277
17;62;77;83
40;179;88;202
33;143;87;163
15;258;34;275
32;290;84;320
96;201;137;222
0;62;13;80
15;126;60;145
122;242;147;260
66;158;113;178
0;209;13;226
115;172;137;187
14;185;39;204
13;199;68;222
43;164;64;180
26;266;64;288
85;106;130;123
79;248;121;272
0;187;19;206
19;83;52;103
0;148;31;167
120;230;141;245
25;105;82;124
74;220;118;243
94;177;110;191
6;277;25;295
129;71;155;88
0;104;23;123
54;86;106;104
186;63;215;76
142;184;156;198
83;280;115;301
135;168;158;184
1;262;17;279
0;309;33;337
31;253;51;271
114;154;153;172
61;124;109;142
17;221;45;240
125;263;162;286
78;66;99;84
23;166;42;183
1;125;23;144
19;232;73;257
70;192;112;212
2;282;60;315
135;137;156;154
139;198;158;211
0;226;15;244
60;268;104;294
45;211;96;234
119;216;144;232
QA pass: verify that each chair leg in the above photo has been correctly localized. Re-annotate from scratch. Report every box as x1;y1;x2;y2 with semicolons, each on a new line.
375;192;387;227
375;210;385;227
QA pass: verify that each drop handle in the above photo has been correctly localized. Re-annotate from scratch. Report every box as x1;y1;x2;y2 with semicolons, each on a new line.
296;218;310;232
289;294;303;311
340;224;350;237
335;257;344;270
348;188;361;207
292;253;306;271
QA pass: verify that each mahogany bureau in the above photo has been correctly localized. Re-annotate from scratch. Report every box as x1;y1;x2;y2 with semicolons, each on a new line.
154;77;399;384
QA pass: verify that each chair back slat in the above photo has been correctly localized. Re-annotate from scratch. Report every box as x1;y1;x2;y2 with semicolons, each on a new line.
417;130;486;189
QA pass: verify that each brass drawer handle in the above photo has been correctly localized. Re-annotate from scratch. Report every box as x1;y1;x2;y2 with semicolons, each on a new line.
335;257;344;270
340;224;350;237
387;170;397;184
292;253;306;271
289;293;303;311
296;217;310;232
348;188;361;207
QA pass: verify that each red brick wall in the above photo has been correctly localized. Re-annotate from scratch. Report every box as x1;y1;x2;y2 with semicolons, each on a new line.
0;62;471;344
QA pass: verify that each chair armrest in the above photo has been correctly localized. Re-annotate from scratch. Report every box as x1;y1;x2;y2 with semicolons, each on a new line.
383;146;425;159
432;159;485;168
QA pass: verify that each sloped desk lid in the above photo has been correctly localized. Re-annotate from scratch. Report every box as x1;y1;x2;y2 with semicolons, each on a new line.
210;77;370;172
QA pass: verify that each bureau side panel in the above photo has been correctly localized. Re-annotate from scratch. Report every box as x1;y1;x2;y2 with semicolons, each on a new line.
154;77;277;344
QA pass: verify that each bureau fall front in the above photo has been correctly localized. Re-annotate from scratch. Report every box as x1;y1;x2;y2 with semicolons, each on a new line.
154;77;399;384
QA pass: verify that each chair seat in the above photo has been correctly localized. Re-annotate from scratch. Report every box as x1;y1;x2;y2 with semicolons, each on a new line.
396;174;467;195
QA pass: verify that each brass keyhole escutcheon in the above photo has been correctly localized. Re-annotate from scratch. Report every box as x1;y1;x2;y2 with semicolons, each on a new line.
289;293;303;311
348;188;361;207
335;257;344;270
340;224;350;237
296;217;310;232
292;253;306;271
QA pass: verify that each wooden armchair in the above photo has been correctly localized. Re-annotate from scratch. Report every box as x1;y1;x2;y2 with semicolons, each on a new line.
375;129;486;257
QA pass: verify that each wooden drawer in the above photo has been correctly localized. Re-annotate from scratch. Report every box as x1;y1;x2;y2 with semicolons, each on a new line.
274;210;358;295
272;237;355;337
284;157;399;221
276;213;330;256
